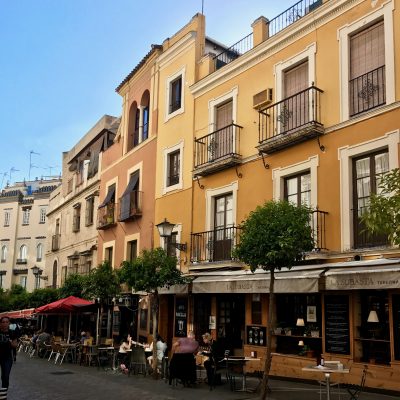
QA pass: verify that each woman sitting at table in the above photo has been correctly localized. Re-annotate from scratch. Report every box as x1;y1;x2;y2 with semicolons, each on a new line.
118;334;132;373
147;334;167;372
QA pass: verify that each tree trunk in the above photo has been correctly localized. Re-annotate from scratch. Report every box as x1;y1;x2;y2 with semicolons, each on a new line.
152;291;159;378
260;268;275;400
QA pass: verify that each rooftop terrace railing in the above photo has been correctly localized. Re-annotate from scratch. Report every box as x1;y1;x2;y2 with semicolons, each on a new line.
214;0;325;70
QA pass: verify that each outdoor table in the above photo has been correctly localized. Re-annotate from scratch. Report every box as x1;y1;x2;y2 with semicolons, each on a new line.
302;364;349;400
98;346;116;369
224;357;260;392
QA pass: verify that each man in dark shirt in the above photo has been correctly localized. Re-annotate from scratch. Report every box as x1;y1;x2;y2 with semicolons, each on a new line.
0;316;18;395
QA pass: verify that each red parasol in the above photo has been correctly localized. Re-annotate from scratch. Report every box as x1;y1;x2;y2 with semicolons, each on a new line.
35;296;93;314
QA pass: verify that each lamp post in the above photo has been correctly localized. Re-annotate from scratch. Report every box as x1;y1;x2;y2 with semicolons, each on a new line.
156;218;187;252
31;265;42;289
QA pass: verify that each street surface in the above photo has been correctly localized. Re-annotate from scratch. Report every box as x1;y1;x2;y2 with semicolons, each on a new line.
7;352;399;400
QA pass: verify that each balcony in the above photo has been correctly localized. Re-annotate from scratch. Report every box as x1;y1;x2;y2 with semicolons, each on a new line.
214;0;325;70
193;123;243;177
310;208;328;252
97;203;116;230
118;191;143;221
349;65;386;117
52;234;61;251
257;86;324;154
190;226;241;263
16;259;27;265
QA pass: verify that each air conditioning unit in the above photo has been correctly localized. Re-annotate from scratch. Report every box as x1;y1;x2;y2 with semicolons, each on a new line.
253;88;273;110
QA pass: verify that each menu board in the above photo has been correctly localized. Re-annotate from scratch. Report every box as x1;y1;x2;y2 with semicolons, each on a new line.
247;325;267;346
324;295;350;354
175;297;188;337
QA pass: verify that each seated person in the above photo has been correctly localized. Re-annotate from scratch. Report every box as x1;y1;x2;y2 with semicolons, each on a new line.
147;334;167;372
172;331;199;355
201;332;218;386
118;334;132;373
36;330;52;357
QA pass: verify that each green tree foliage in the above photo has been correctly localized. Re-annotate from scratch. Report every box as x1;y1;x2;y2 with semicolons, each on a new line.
84;262;120;302
361;168;400;245
28;288;60;309
233;200;314;400
7;285;30;311
119;247;188;377
59;273;88;299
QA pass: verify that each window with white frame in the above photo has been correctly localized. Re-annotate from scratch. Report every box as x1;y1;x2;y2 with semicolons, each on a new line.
36;243;43;262
39;208;46;224
105;246;114;268
338;1;395;121
163;141;183;194
1;246;7;263
18;245;27;262
4;211;10;227
284;172;311;207
85;196;95;226
165;67;185;121
22;208;30;225
20;276;27;289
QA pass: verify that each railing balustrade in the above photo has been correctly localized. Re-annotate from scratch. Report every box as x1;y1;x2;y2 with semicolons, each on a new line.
118;191;143;221
349;65;386;117
194;123;242;168
97;203;116;229
310;208;328;251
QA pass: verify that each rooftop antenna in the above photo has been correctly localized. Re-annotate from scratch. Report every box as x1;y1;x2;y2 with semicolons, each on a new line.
44;165;59;176
201;0;204;14
9;167;20;184
29;150;40;180
0;172;7;190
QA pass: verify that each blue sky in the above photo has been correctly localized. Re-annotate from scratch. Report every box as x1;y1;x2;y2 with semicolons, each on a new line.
0;0;294;188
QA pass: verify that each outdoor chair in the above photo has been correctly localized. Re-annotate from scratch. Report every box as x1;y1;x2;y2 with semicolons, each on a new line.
226;357;246;392
169;353;197;387
343;366;367;400
85;345;100;367
42;343;53;360
48;342;61;364
129;346;147;376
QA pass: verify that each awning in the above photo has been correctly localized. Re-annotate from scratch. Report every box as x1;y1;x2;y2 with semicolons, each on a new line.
192;268;323;294
121;171;139;198
98;184;115;208
325;263;400;290
0;308;35;319
159;284;189;295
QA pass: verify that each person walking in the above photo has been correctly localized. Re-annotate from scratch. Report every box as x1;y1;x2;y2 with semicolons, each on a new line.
0;317;18;399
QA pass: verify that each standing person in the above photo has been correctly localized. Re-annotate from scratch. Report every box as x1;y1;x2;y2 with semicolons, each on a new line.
0;317;18;398
147;334;167;372
201;332;218;387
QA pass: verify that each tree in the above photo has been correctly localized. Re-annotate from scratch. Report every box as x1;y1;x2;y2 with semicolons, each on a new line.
28;288;59;308
119;247;189;377
361;168;400;245
59;274;88;299
233;200;314;400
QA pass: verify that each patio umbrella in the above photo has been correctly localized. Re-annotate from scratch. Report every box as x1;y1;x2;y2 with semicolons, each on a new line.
35;296;93;342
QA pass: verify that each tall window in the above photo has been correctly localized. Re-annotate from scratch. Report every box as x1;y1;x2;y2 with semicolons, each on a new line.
1;246;7;263
22;208;30;225
120;171;140;221
353;150;389;248
142;106;149;141
349;21;385;116
73;204;81;232
284;172;311;206
210;100;233;160
36;243;43;262
166;232;178;258
0;274;3;289
20;276;27;289
19;245;27;261
85;196;95;226
127;240;138;262
4;211;10;227
39;208;46;224
169;76;182;114
167;150;180;187
105;246;113;268
213;193;234;261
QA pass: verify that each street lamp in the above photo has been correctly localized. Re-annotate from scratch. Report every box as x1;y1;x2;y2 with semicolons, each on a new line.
31;266;47;289
156;218;187;252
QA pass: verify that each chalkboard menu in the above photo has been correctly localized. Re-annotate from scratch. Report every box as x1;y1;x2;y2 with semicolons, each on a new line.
247;325;267;346
324;295;350;354
175;297;188;337
392;295;400;360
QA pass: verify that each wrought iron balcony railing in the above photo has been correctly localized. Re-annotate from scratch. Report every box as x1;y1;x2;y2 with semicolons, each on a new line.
194;123;242;177
190;226;241;263
51;234;61;251
214;0;325;70
97;203;116;230
258;85;324;154
349;65;386;117
16;259;27;264
118;191;143;221
310;208;328;252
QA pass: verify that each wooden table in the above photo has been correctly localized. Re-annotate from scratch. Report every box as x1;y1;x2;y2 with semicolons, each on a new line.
302;364;349;400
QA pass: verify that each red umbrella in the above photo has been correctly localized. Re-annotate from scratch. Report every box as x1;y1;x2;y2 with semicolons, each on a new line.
35;296;93;343
35;296;93;314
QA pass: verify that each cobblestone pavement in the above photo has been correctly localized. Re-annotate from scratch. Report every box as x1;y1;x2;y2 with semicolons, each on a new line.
6;352;400;400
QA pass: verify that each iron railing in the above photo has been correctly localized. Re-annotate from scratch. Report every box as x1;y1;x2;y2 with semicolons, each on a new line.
194;123;242;168
310;208;328;251
190;226;241;263
51;234;61;251
259;85;323;144
97;203;116;229
214;0;325;70
118;191;143;221
16;259;27;264
353;205;388;249
349;65;386;117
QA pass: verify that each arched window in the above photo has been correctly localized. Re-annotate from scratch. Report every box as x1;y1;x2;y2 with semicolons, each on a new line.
36;243;43;262
19;245;27;261
1;245;7;262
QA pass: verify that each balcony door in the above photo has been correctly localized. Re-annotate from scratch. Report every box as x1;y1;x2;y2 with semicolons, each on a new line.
213;193;233;261
281;60;309;132
352;150;389;248
210;100;233;161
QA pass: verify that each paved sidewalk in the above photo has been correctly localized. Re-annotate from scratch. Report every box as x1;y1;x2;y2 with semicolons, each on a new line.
7;352;399;400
